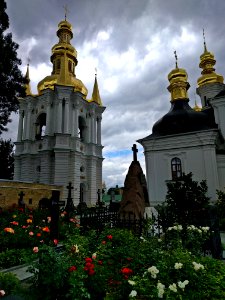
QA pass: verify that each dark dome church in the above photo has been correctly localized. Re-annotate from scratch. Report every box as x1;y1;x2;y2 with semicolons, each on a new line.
138;42;225;206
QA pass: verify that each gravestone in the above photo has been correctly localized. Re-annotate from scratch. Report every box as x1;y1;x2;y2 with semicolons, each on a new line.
18;191;25;209
65;181;75;220
119;144;150;219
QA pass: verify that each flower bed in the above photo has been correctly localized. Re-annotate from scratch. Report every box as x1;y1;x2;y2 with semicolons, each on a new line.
0;208;225;299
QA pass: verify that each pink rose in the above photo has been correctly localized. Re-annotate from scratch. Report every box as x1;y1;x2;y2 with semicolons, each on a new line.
33;247;39;253
0;290;5;296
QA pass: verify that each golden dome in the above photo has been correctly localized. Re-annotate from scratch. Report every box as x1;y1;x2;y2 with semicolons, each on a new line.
193;100;202;112
197;31;224;87
37;19;88;97
167;51;190;102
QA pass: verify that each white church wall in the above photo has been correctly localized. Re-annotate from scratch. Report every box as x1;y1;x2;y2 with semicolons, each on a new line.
217;155;225;191
143;130;220;206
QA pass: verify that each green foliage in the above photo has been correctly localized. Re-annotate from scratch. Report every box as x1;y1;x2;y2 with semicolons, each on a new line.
129;249;225;300
28;245;69;300
0;208;225;299
0;248;35;269
0;272;21;296
215;188;225;230
157;173;210;229
0;138;14;179
0;0;26;134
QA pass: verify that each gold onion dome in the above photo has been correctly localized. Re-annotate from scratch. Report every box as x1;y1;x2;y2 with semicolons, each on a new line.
197;30;224;87
167;51;190;102
193;100;202;112
37;19;88;97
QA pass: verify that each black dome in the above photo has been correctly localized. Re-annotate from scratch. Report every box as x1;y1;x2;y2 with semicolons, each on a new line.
152;100;217;137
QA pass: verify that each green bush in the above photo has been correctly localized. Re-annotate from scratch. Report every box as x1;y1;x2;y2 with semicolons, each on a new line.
0;272;21;296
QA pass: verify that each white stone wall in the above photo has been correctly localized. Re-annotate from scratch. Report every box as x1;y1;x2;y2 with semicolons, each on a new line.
15;86;105;205
141;130;221;206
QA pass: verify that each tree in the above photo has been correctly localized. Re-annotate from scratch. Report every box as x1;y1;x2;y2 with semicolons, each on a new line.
0;138;14;179
0;0;26;134
157;173;210;228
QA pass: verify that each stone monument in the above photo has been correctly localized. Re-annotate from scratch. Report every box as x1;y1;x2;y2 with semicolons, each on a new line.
119;144;150;219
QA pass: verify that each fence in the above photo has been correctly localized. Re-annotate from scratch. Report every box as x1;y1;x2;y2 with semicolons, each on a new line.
78;206;223;259
79;206;148;236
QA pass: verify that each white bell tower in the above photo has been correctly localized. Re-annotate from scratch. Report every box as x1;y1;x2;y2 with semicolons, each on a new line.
14;18;105;206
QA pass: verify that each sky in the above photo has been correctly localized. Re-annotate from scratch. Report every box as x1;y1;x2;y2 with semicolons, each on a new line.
3;0;225;189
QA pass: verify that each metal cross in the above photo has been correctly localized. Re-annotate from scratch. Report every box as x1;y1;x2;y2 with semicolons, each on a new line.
18;191;25;200
132;144;138;162
63;4;69;20
203;28;207;52
174;50;178;68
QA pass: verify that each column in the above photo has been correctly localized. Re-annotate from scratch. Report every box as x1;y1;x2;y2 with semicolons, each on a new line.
64;99;69;134
57;99;63;133
25;104;32;139
91;113;95;143
45;101;51;135
97;116;102;145
17;111;24;142
23;109;28;140
74;105;79;137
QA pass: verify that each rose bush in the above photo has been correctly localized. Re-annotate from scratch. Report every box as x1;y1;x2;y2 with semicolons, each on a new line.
0;207;225;299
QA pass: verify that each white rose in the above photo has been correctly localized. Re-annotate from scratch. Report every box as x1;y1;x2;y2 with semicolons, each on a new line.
169;283;177;292
129;290;137;297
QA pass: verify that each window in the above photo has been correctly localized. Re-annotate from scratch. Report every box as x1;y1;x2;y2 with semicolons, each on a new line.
35;113;46;140
171;157;182;180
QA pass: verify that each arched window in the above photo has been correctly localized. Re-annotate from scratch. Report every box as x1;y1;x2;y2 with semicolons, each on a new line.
35;113;46;140
78;116;87;142
171;157;182;180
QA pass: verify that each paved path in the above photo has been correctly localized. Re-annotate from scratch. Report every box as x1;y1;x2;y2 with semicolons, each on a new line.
1;264;34;281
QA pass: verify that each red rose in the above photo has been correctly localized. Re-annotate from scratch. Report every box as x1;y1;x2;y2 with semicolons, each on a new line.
121;267;133;277
127;257;133;261
68;265;77;272
98;260;103;265
88;268;95;276
85;257;92;263
102;240;106;245
107;235;113;240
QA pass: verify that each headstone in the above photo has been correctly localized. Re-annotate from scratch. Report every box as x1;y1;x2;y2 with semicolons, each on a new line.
65;181;75;220
18;191;25;209
119;144;150;219
96;189;104;207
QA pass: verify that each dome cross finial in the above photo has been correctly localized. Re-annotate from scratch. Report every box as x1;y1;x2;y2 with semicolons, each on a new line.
63;4;69;21
203;28;207;52
174;50;178;68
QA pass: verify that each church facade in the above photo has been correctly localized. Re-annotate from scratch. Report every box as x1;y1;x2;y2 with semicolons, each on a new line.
14;18;105;205
138;44;225;206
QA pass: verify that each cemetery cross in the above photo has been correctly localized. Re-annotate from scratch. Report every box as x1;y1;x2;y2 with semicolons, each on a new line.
132;144;138;162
